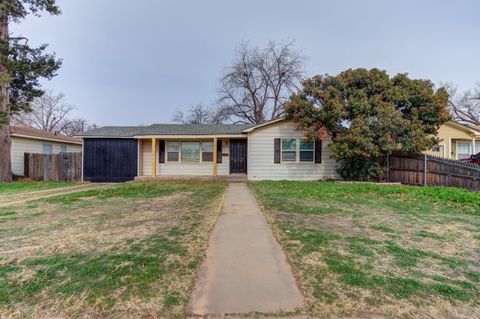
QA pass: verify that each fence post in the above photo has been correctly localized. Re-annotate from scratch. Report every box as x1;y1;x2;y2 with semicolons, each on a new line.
424;154;428;187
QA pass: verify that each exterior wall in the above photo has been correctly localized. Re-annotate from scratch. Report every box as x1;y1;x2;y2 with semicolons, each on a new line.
140;139;230;176
83;138;137;182
247;121;340;180
11;136;82;176
423;123;479;159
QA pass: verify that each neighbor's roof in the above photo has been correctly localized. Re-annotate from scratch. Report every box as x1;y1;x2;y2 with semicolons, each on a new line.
447;121;480;136
10;126;82;144
80;123;256;137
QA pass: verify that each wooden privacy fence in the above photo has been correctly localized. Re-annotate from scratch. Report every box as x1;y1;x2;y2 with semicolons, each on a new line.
24;152;82;182
386;153;480;191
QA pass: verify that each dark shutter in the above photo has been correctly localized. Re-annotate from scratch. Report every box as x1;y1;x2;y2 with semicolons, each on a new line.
217;140;222;164
315;140;322;163
274;138;281;164
159;140;165;163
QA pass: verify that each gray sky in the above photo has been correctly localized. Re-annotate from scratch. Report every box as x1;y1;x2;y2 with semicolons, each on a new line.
12;0;480;126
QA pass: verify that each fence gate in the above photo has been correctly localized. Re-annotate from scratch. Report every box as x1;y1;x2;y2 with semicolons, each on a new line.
24;152;82;182
387;153;480;191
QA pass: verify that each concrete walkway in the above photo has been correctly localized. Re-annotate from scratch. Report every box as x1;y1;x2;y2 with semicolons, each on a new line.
189;183;303;315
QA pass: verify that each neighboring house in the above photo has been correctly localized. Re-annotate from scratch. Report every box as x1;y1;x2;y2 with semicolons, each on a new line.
79;118;340;182
424;121;480;160
10;126;82;176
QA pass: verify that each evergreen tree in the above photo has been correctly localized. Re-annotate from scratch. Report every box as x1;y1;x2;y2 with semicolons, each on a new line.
0;0;61;181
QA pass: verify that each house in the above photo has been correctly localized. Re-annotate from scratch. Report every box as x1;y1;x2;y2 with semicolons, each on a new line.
79;118;340;182
10;126;83;176
424;121;480;160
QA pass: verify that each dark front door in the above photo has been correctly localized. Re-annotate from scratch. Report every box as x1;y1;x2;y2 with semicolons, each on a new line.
230;139;247;174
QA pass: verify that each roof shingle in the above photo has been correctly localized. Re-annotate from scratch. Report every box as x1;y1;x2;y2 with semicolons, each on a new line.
10;126;82;144
80;123;255;137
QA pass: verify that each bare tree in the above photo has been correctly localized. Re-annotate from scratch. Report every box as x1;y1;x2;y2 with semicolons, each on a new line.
62;119;98;136
173;103;230;124
12;90;96;136
217;40;306;124
12;90;73;132
445;83;480;126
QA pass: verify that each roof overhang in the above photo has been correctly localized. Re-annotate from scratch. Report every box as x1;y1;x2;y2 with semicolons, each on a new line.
134;134;248;139
242;118;287;133
446;121;480;137
12;133;82;145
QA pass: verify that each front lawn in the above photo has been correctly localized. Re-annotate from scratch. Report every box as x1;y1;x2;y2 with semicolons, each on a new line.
0;181;79;195
250;181;480;318
0;180;226;318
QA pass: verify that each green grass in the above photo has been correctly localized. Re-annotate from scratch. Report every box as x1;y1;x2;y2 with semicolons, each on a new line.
0;180;227;318
0;181;78;195
250;181;480;318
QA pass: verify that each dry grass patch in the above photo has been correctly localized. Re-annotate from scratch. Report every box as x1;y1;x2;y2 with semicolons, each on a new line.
251;181;480;319
0;180;227;318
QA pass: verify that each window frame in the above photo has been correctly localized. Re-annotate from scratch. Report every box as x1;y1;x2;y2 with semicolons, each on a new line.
456;141;472;160
281;138;297;163
201;141;214;162
165;140;219;164
42;143;53;154
299;139;315;163
181;141;201;163
166;141;180;163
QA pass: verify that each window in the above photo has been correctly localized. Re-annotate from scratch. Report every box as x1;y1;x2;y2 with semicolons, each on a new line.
181;142;200;162
42;143;52;154
60;145;67;152
476;141;480;154
300;140;314;162
281;139;296;162
456;142;472;159
167;142;179;162
431;146;441;152
202;142;213;162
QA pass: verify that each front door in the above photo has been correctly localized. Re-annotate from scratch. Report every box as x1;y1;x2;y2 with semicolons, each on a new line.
230;139;247;174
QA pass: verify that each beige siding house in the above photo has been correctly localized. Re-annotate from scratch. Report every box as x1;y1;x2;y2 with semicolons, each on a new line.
424;121;480;160
246;121;339;180
10;126;82;176
80;119;341;182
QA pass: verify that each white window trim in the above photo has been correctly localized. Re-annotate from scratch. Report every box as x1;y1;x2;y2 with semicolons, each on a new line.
281;138;297;163
165;140;215;164
456;141;472;160
280;138;315;164
299;139;315;163
201;140;214;163
166;140;181;163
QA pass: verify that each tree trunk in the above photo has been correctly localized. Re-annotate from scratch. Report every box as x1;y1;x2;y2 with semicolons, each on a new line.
0;12;11;182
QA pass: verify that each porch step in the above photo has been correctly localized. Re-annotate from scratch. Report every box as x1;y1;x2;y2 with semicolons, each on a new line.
134;175;248;183
214;174;248;183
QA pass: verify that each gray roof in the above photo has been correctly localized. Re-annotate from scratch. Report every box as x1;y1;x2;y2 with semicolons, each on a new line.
80;123;256;137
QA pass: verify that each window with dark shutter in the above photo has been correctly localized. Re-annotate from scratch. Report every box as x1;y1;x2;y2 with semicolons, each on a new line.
159;140;165;163
314;140;322;163
217;140;222;164
274;138;281;164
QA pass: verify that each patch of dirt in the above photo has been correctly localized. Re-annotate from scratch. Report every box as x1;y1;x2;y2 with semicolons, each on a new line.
0;193;187;260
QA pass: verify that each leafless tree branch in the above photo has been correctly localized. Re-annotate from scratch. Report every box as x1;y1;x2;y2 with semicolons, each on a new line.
216;40;306;124
11;89;96;135
444;82;480;127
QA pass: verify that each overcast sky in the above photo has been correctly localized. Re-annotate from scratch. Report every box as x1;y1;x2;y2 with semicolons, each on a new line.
11;0;480;126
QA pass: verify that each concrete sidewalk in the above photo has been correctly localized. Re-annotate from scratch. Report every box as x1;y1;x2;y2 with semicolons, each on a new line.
189;183;303;315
